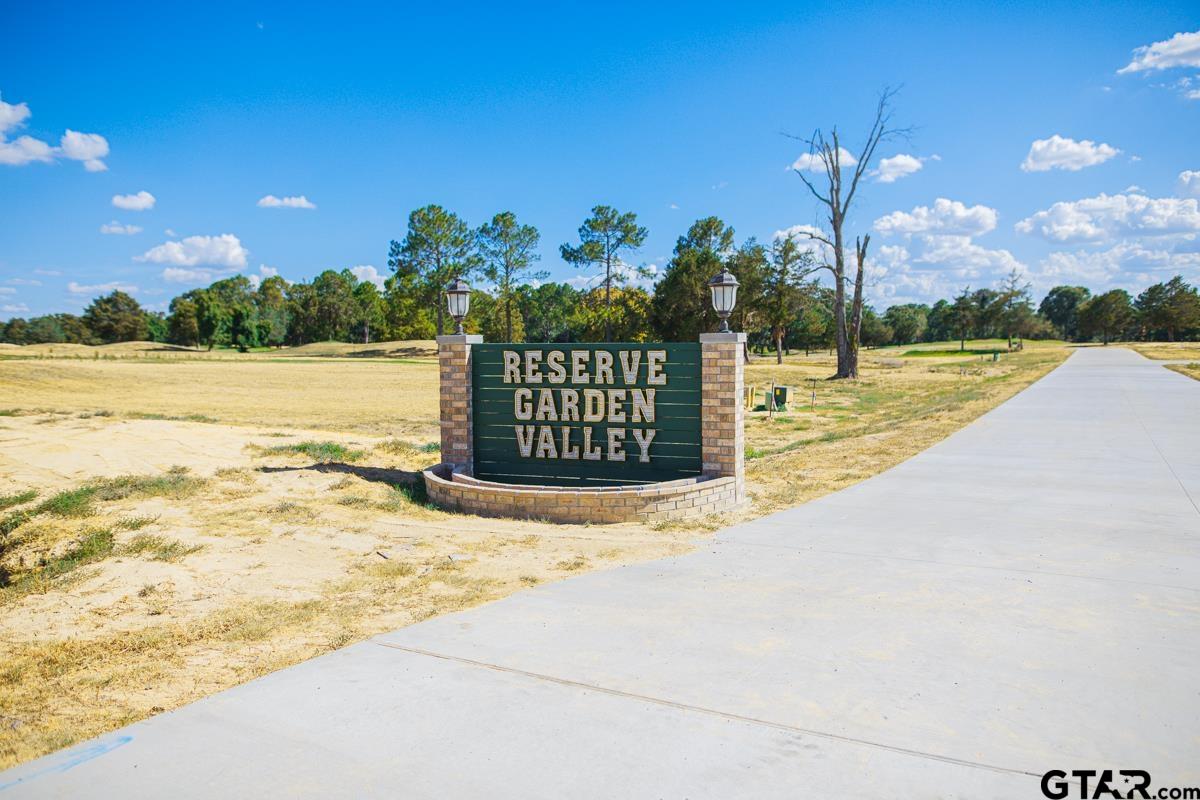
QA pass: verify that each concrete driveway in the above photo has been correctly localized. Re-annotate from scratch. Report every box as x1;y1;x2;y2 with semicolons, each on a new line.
4;346;1198;798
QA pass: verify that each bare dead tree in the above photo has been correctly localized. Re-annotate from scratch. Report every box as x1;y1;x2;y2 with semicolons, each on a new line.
787;88;906;379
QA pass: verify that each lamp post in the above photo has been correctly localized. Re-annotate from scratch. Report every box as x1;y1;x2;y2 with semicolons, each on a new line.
707;268;739;333
445;277;471;335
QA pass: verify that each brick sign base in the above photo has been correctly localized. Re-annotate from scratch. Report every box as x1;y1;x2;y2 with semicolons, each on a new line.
425;332;746;523
424;464;739;524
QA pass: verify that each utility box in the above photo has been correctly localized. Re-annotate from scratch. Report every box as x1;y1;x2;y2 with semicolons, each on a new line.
773;385;793;411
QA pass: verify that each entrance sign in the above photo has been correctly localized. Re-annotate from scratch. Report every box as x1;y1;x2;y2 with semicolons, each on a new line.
471;343;702;486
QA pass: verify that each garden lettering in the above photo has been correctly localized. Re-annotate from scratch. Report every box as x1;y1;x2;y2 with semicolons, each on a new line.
502;348;666;464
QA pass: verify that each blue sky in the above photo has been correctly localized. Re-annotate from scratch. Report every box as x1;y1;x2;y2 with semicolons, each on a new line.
2;1;1198;320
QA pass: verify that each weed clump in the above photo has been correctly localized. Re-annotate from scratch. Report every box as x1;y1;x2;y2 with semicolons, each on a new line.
362;561;416;579
262;441;365;463
35;488;98;518
121;534;203;562
376;439;440;457
2;528;116;596
90;466;206;502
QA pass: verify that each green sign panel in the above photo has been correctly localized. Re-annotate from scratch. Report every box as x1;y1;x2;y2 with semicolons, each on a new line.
472;343;702;486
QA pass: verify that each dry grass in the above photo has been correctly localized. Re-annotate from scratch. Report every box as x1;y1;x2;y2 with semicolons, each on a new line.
0;355;439;436
1168;363;1200;381
1125;342;1200;361
0;338;1069;768
1;339;437;361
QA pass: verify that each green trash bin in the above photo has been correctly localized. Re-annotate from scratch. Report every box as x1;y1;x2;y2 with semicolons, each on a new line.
773;385;792;411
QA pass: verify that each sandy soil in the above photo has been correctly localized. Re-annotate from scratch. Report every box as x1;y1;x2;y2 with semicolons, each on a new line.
0;413;696;641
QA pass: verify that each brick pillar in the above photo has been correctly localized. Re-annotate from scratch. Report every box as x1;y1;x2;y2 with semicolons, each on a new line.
437;334;482;474
700;332;746;503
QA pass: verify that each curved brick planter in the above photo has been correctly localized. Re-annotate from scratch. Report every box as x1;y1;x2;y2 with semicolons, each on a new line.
422;464;739;524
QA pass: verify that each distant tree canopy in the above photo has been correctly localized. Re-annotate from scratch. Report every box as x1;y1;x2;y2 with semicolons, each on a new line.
1080;290;1135;345
1039;286;1090;341
4;207;1200;352
560;205;648;341
82;291;148;343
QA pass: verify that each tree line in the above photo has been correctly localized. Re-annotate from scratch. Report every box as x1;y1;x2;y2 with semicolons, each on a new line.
3;203;1198;356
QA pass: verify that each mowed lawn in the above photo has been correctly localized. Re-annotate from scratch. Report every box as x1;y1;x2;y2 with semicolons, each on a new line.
0;338;1068;768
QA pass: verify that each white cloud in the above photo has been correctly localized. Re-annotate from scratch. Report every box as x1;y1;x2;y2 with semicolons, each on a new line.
791;147;857;172
874;198;998;237
1020;135;1120;172
257;194;316;209
0;134;55;166
164;228;177;237
0;95;31;134
349;265;385;289
1015;192;1200;242
773;223;836;262
876;244;909;268
137;234;248;268
162;268;220;284
1118;30;1200;74
875;153;938;183
5;278;41;286
1178;170;1200;198
1036;241;1200;287
0;287;15;294
774;223;822;239
247;264;280;289
668;203;679;210
2;303;31;314
67;281;138;295
100;221;143;235
913;235;1025;276
567;259;656;290
863;235;1028;307
864;198;1028;305
112;191;156;211
34;268;62;276
58;130;109;172
0;95;109;171
0;94;51;166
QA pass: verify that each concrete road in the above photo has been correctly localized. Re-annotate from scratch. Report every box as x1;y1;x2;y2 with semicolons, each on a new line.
4;347;1198;798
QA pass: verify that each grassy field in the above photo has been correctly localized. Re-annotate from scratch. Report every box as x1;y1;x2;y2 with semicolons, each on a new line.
0;337;1068;767
1125;342;1200;362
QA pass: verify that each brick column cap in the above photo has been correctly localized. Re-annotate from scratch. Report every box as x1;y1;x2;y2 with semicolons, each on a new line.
436;334;483;344
699;332;747;344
